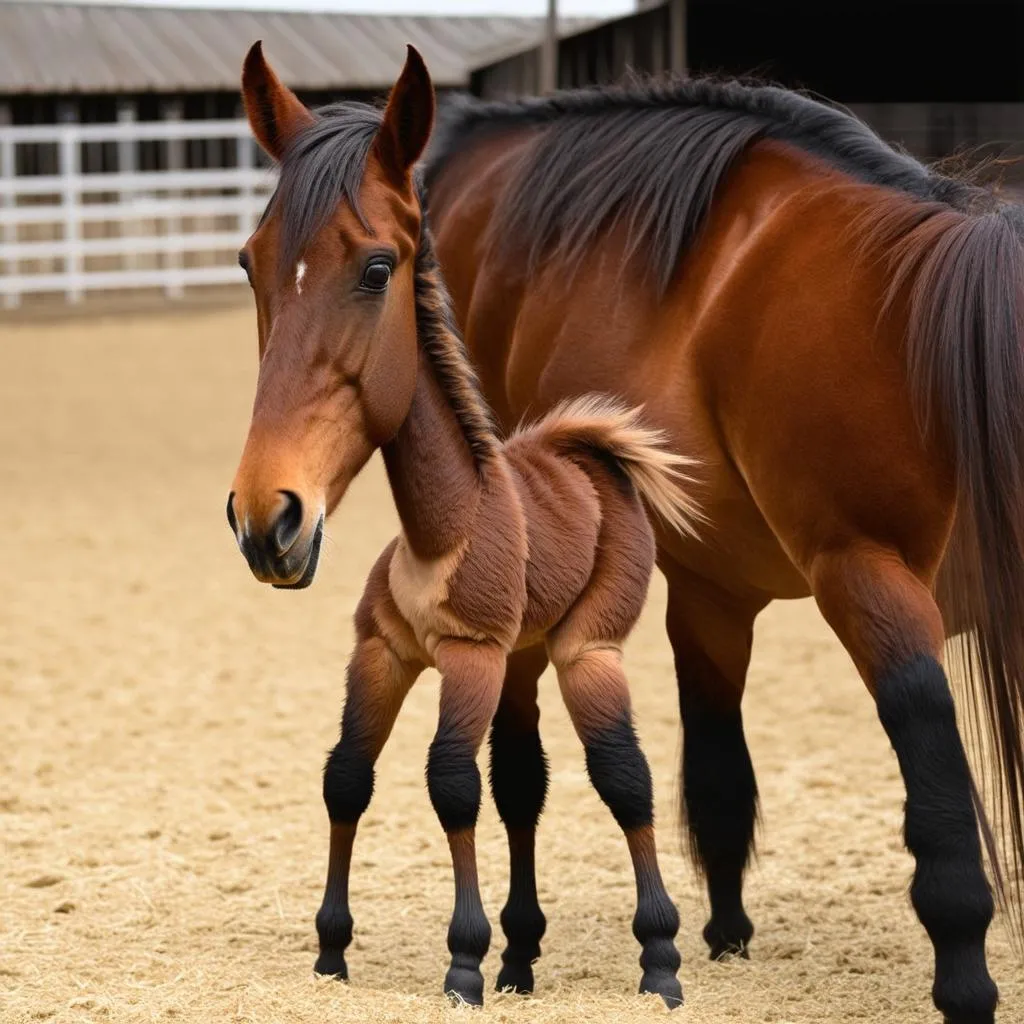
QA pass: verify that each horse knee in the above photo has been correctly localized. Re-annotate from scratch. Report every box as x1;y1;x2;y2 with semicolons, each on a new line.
490;717;548;829
584;714;654;831
427;728;481;833
323;742;375;824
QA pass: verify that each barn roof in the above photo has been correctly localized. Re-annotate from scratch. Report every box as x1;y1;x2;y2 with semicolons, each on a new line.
0;1;587;95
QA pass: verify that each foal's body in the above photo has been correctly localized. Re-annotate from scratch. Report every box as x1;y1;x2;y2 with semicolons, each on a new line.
317;378;691;1005
229;45;693;1006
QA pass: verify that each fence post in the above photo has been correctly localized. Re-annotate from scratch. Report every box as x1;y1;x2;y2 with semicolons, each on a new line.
0;101;16;309
236;102;257;236
669;0;687;75
163;99;184;299
58;101;82;304
117;100;138;273
539;0;558;94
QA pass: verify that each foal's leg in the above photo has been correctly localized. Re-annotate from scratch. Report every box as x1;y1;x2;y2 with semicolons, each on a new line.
315;586;422;979
812;548;997;1024
488;644;550;994
428;638;506;1006
551;642;683;1007
663;566;766;959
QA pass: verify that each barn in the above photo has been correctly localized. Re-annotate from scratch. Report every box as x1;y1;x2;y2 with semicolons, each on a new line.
0;1;584;307
472;0;1024;174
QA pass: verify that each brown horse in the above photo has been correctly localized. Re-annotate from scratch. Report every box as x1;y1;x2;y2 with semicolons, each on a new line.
422;63;1024;1024
229;42;700;1007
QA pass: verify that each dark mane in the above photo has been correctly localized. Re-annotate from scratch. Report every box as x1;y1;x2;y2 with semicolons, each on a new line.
423;72;996;293
264;102;499;466
413;219;500;463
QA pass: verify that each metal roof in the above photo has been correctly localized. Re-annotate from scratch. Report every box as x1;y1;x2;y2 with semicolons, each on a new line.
0;2;589;94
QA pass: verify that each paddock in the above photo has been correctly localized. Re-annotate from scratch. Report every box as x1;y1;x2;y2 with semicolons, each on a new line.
0;302;1018;1023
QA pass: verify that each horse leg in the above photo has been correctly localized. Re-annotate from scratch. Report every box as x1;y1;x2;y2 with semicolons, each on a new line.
551;643;683;1008
428;638;506;1006
488;644;550;994
811;547;997;1024
663;569;765;960
314;626;421;979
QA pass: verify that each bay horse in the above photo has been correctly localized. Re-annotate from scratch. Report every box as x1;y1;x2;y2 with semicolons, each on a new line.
422;61;1024;1024
229;42;700;1007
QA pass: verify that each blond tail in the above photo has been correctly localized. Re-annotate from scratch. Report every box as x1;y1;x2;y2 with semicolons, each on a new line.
510;394;703;538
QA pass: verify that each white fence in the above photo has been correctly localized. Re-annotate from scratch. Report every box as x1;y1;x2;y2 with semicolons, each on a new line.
0;119;276;307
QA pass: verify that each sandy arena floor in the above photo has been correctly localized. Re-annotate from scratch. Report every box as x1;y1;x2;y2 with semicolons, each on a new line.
1;304;1020;1024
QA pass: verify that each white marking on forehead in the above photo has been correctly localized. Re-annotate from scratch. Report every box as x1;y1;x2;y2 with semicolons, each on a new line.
295;260;307;295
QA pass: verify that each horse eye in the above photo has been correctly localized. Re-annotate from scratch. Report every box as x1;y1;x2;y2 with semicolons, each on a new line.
237;251;253;287
360;260;392;293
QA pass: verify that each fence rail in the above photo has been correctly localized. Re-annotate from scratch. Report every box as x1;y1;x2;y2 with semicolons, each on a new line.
0;118;274;307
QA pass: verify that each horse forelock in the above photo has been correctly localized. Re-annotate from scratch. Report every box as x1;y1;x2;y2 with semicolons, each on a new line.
267;102;383;274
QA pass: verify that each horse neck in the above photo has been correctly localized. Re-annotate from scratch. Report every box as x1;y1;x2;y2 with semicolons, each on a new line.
381;345;485;560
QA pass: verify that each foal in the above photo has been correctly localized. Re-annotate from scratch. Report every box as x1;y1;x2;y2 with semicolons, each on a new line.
227;43;699;1006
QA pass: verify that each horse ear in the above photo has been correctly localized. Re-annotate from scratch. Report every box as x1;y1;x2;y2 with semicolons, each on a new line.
241;40;314;161
373;45;435;185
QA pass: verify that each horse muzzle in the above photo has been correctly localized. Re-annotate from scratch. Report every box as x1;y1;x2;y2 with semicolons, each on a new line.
227;489;324;590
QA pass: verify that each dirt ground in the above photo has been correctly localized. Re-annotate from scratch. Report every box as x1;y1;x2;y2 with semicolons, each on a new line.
1;304;1020;1024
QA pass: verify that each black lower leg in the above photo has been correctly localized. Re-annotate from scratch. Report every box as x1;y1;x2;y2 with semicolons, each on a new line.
876;655;997;1024
585;714;683;1008
315;735;375;978
489;700;549;994
428;726;491;1006
681;704;758;959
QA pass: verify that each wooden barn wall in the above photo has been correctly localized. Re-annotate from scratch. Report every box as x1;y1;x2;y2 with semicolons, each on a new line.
470;2;1024;180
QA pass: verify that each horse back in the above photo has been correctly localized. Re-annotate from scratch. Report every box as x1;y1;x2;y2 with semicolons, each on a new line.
431;138;955;601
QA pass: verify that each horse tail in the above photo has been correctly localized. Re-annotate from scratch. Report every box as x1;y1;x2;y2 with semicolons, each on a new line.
510;394;703;538
880;194;1024;939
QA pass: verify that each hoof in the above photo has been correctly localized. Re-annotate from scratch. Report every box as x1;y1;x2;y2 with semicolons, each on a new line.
314;947;348;980
708;941;750;961
703;912;753;961
935;969;997;1024
495;959;534;995
445;965;485;1007
640;970;683;1009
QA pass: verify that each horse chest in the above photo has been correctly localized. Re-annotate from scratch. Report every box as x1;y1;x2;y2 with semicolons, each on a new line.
387;536;487;661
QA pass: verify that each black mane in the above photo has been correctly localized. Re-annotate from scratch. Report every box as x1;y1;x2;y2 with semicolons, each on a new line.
424;73;994;293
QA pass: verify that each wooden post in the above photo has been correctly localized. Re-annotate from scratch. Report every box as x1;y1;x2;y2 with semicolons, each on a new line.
669;0;687;76
58;100;82;303
162;98;184;299
117;100;137;272
0;101;16;309
236;99;257;236
539;0;558;94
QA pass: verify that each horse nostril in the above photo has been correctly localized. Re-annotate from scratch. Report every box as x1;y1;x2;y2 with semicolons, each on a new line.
226;492;238;535
272;490;303;556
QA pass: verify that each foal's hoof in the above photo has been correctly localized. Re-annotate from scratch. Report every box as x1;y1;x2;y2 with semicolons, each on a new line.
313;948;348;980
640;970;683;1009
444;964;485;1007
495;958;534;995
